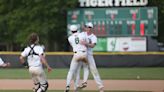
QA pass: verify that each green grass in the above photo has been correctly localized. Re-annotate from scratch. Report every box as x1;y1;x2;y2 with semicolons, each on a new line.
0;67;164;80
0;90;152;92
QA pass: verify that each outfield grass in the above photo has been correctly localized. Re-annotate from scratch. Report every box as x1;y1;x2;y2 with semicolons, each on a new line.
0;67;164;80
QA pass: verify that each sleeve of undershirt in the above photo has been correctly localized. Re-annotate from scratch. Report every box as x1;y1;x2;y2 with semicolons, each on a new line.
21;48;28;57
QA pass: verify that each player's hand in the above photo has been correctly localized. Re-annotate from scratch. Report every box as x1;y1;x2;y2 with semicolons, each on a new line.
6;62;11;67
1;62;10;68
80;40;88;46
47;66;52;73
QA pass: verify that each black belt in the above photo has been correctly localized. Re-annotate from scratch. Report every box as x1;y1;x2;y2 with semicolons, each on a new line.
74;51;86;53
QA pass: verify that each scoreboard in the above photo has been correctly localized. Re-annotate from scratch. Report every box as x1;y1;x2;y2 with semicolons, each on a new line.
67;7;158;37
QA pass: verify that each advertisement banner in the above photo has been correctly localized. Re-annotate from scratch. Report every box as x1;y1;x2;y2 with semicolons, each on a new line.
93;38;107;51
107;37;146;52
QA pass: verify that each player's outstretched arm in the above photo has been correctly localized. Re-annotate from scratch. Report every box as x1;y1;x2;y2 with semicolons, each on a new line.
19;56;25;64
86;43;96;48
40;55;52;72
0;62;10;67
80;40;96;48
0;58;10;68
19;56;28;68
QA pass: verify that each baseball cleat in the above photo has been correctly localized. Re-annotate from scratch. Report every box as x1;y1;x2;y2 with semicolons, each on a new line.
99;87;104;92
74;89;79;92
64;86;70;92
78;82;87;89
32;87;35;92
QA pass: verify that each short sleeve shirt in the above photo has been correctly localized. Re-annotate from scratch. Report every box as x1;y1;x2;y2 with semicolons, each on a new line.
86;33;97;55
21;44;44;67
68;32;87;52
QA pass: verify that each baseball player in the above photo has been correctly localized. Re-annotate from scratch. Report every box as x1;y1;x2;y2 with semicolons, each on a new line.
19;32;52;92
0;57;10;67
77;22;104;92
65;24;88;92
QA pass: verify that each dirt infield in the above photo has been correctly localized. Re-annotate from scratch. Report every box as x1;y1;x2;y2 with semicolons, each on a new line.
0;79;164;92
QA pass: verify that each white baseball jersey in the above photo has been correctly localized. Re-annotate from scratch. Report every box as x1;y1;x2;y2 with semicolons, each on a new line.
21;44;47;86
68;32;87;52
21;44;44;67
76;32;104;90
0;58;4;65
82;32;97;55
66;32;89;89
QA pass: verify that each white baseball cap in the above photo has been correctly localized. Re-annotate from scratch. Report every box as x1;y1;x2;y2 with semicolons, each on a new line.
85;22;93;28
70;25;78;31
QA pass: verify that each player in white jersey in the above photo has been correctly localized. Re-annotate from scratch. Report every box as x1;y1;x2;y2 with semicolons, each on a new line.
77;22;104;92
65;25;88;92
19;33;52;92
0;57;10;67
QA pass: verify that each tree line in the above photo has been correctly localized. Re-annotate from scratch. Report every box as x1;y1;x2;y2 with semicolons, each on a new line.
0;0;163;51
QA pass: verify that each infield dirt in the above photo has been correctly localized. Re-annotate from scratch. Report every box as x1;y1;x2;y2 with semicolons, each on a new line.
0;79;164;92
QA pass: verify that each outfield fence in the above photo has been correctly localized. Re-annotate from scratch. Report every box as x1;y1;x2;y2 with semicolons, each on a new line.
0;52;164;68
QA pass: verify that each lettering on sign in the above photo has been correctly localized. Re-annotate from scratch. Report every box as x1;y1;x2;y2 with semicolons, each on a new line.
79;0;148;7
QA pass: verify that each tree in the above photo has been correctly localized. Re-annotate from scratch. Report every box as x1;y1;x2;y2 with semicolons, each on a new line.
149;0;164;43
0;0;77;51
0;0;163;51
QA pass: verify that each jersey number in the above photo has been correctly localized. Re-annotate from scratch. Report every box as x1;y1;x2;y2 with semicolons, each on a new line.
75;37;79;44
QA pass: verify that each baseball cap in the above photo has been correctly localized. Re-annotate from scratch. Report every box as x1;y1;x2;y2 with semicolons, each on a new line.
85;22;93;28
70;25;78;31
